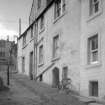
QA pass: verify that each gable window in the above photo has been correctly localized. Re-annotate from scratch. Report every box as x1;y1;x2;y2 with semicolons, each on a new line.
40;15;44;30
39;45;44;64
53;35;59;58
88;34;98;64
37;0;41;9
54;0;66;19
89;0;101;16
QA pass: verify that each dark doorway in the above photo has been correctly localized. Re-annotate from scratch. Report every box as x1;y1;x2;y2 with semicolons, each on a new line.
39;74;43;82
62;66;68;79
89;81;98;97
29;52;33;80
22;57;25;73
52;67;59;88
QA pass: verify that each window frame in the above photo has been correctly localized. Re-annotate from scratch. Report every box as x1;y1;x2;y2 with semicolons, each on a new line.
89;81;98;97
88;34;98;64
87;32;102;67
54;0;66;20
23;34;26;47
88;0;102;20
37;0;41;10
53;35;59;59
31;26;33;38
40;15;44;30
39;45;44;65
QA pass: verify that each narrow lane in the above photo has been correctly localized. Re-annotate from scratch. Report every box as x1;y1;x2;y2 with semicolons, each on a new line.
0;73;87;105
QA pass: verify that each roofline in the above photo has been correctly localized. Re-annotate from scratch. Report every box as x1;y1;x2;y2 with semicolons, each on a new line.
18;0;55;40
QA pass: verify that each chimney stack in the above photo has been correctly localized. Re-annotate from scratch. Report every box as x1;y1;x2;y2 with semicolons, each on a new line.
19;18;21;36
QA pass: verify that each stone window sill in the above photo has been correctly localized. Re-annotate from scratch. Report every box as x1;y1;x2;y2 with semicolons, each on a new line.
53;12;66;24
39;28;45;34
38;63;44;67
86;62;101;69
51;57;60;62
87;10;102;22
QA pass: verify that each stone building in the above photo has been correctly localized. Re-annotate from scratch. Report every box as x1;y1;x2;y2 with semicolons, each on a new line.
80;0;105;98
18;0;81;93
17;0;105;99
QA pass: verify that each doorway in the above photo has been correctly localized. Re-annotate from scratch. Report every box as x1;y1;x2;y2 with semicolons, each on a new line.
89;81;98;97
29;51;33;80
52;67;59;88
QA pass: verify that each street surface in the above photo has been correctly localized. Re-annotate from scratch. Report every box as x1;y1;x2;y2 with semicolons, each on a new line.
0;73;103;105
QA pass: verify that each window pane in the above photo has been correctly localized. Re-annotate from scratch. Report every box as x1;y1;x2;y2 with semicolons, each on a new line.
38;0;41;9
62;0;66;12
88;35;98;64
94;2;99;13
40;15;44;30
89;81;98;97
92;51;98;62
91;35;98;50
55;0;61;18
89;0;100;15
39;45;43;64
31;27;33;37
53;35;59;58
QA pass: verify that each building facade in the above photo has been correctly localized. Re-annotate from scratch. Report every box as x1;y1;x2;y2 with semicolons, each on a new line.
18;0;81;93
17;0;105;99
80;0;105;98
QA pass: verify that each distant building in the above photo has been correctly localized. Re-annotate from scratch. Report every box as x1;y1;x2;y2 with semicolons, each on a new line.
0;39;17;72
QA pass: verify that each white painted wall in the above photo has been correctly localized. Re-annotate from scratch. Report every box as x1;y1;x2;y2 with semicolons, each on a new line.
80;0;105;98
37;0;81;92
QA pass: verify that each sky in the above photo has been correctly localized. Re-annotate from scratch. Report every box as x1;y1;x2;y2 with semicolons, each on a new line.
0;0;32;40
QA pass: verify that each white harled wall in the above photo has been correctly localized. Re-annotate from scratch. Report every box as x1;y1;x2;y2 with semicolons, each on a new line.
80;0;105;98
37;0;81;92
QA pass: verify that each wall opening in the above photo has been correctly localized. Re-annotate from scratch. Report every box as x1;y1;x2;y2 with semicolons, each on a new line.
52;67;59;88
89;81;98;97
39;74;43;82
29;51;33;80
